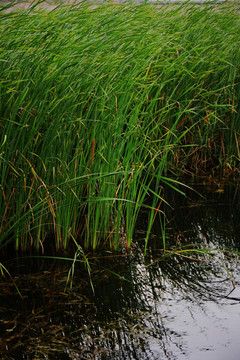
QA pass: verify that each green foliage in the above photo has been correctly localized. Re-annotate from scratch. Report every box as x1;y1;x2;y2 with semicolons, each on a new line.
0;1;239;252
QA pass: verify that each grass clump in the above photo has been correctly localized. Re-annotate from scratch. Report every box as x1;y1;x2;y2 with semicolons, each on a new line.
0;1;239;253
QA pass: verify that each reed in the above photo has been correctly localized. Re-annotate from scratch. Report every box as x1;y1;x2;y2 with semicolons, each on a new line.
0;1;239;252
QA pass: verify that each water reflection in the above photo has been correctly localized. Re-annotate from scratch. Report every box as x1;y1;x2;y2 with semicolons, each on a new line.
0;188;240;359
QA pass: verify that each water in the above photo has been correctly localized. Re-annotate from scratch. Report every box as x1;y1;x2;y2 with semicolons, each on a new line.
0;186;240;359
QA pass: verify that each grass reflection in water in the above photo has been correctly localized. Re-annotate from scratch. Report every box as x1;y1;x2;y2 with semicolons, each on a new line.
1;192;240;359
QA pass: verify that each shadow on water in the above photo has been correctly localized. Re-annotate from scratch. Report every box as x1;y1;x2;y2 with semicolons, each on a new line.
1;186;240;360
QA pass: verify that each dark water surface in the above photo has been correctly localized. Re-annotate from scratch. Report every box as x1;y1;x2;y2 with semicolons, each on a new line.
1;186;240;359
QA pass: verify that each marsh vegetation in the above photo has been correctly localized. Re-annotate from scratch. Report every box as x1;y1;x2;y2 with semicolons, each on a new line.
0;0;239;255
0;3;240;357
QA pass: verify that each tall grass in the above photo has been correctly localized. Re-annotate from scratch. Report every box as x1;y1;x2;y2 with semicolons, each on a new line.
0;1;239;252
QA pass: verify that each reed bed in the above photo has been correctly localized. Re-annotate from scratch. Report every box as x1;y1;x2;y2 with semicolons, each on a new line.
0;1;239;252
